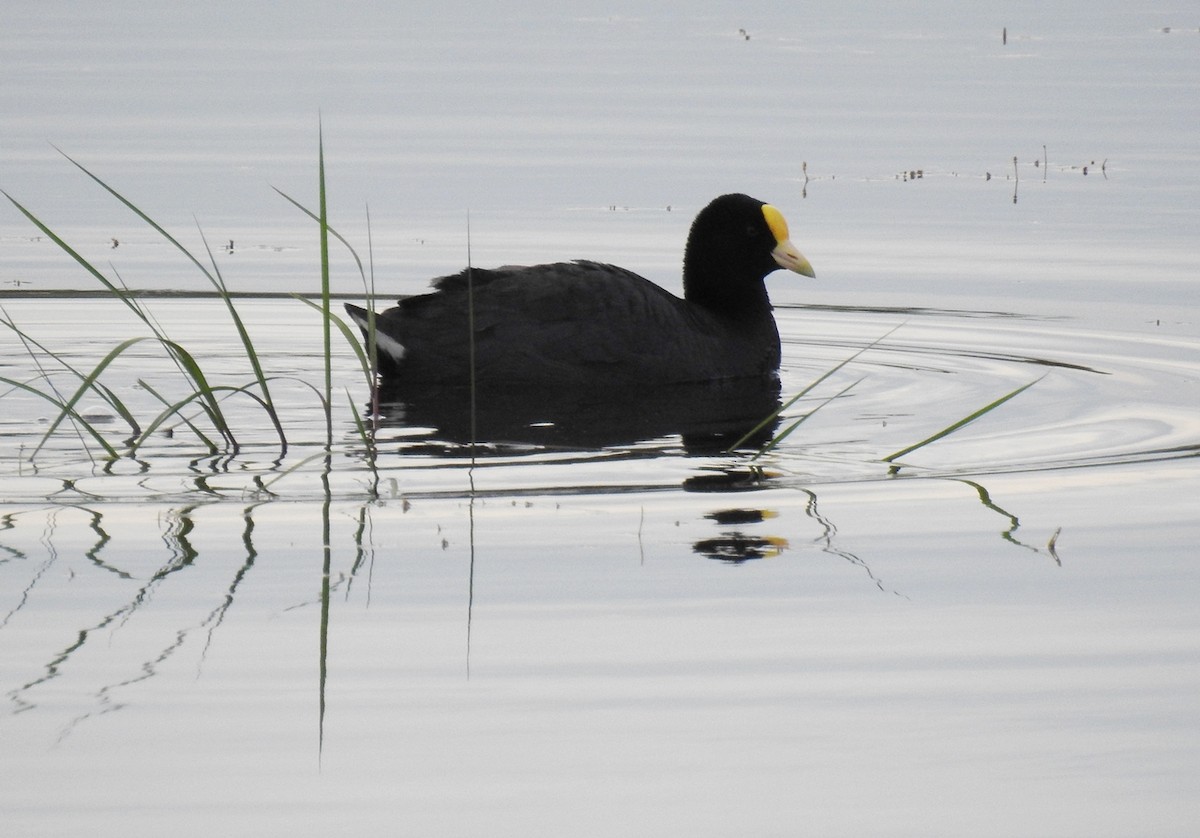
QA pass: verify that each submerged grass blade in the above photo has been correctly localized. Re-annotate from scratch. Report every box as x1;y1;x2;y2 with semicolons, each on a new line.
882;374;1047;464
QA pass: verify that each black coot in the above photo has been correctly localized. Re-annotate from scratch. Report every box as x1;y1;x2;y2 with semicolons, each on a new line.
345;193;814;388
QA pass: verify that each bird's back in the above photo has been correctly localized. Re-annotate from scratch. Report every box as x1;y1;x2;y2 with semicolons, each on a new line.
367;260;779;386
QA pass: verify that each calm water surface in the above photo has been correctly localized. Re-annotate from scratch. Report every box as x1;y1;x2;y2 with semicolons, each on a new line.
3;3;1199;836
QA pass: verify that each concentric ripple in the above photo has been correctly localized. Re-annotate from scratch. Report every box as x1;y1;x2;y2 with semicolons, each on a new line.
1;299;1196;502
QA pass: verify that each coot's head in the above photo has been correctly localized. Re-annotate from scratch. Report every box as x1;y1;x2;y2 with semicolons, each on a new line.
683;193;814;311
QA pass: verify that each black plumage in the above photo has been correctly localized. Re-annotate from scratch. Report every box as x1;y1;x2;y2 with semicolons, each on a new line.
345;193;814;388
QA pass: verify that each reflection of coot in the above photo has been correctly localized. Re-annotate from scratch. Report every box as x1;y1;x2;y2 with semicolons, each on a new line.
704;508;777;525
695;506;786;563
374;376;782;454
346;194;814;388
693;533;789;563
683;467;776;493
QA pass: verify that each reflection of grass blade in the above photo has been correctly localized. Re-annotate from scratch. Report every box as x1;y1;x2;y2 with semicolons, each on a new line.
882;374;1046;464
729;324;905;453
346;389;379;494
258;450;330;491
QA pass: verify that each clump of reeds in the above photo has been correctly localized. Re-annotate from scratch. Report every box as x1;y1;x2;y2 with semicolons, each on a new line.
1;134;376;466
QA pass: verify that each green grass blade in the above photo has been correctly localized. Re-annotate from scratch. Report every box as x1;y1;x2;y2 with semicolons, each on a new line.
752;376;865;459
363;202;378;378
53;147;219;284
49;150;286;451
193;222;287;451
882;374;1047;464
32;336;157;457
293;297;374;389
26;334;240;457
728;323;906;453
346;388;374;443
272;187;368;288
1;192;215;441
158;338;239;450
135;381;278;454
5;187;243;422
1;190;154;328
0;374;121;459
1;307;142;438
276;179;382;382
4;303;237;455
316;123;334;450
136;379;220;454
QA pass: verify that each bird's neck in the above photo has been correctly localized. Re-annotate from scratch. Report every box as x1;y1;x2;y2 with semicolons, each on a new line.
682;260;772;319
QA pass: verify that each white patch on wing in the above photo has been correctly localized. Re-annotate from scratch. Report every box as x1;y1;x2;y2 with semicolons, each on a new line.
374;330;407;361
346;307;407;361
